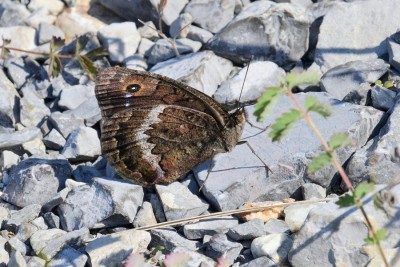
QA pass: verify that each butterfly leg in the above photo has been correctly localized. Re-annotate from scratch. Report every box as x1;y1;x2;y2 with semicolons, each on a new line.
239;141;273;175
198;159;215;192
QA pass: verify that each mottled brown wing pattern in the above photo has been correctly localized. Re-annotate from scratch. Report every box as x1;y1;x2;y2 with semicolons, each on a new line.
95;67;236;186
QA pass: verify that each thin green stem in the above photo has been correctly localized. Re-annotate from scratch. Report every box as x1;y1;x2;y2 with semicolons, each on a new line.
0;45;75;59
286;88;389;267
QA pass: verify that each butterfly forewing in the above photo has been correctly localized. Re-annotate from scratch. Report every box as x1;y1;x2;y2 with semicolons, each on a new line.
95;67;245;186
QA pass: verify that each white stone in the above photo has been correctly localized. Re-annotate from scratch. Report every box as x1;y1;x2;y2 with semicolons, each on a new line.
0;26;37;55
251;233;293;263
284;204;319;233
98;22;141;63
28;0;65;15
61;126;101;160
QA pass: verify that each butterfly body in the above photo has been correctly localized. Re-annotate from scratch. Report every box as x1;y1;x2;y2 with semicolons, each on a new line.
95;67;245;186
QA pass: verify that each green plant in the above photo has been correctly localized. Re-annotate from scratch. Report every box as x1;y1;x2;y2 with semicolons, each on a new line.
254;71;390;267
0;35;107;80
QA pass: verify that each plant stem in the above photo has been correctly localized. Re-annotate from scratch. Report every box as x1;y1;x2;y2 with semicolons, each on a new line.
286;89;389;267
0;45;75;59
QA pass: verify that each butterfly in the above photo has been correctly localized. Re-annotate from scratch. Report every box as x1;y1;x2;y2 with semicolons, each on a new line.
95;67;246;187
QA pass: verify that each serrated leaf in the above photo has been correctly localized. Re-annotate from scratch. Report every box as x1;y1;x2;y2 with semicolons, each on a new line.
49;56;62;78
164;252;190;267
254;87;284;122
268;109;301;141
123;253;145;267
375;228;387;241
77;55;98;80
84;47;108;58
2;37;11;45
286;71;320;89
50;36;65;53
305;96;332;118
308;152;332;173
383;80;394;88
375;80;383;86
336;194;355;207
329;133;351;150
354;181;375;200
75;35;89;55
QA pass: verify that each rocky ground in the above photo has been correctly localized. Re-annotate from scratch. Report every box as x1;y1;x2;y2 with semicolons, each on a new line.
0;0;399;266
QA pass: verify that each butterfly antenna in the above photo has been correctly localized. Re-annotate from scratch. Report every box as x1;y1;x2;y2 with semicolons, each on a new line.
236;56;253;111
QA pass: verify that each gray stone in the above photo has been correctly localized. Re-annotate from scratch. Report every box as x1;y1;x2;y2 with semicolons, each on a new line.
195;92;383;209
43;129;66;150
0;150;20;170
48;246;87;267
0;69;19;129
288;185;400;267
2;158;71;207
205;234;243;265
61;126;101;161
42;187;70;213
24;7;56;28
151;51;233;96
31;216;48;230
0;0;31;27
315;0;400;71
58;84;95;110
227;219;266;241
149;193;166;223
284;204;320;233
155;182;209;221
71;165;103;184
342;82;372;106
183;216;239;239
20;88;50;126
346;96;400;185
124;54;148;71
371;85;397;111
7;236;28;255
388;39;400;72
49;111;85;139
137;21;158;40
58;177;143;231
185;0;235;33
0;236;9;266
206;1;310;65
21;134;46;155
15;222;44;243
320;59;389;100
147;38;202;65
187;25;213;44
37;22;65;45
264;219;290;235
251;233;293;264
169;13;192;38
30;228;89;261
8;250;27;267
4;56;40;89
172;247;215;267
150;228;199;252
0;206;9;227
5;204;41;232
214;61;286;107
26;256;46;267
301;183;326;200
43;212;60;229
240;256;278;267
20;67;52;99
98;22;141;63
85;229;150;267
132;201;157;228
64;95;101;127
0;127;42;150
137;38;154;57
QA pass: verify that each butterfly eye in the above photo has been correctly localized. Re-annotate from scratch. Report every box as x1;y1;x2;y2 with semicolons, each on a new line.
127;84;141;92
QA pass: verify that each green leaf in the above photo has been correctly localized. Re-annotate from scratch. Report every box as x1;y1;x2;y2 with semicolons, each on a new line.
375;80;383;86
50;36;65;53
329;133;351;150
308;152;332;173
305;96;332;118
49;56;62;78
375;228;388;241
75;35;89;55
286;71;320;89
336;194;355;207
77;55;98;80
254;87;284;122
364;236;375;245
84;47;108;58
383;80;394;88
353;181;375;200
268;109;301;141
